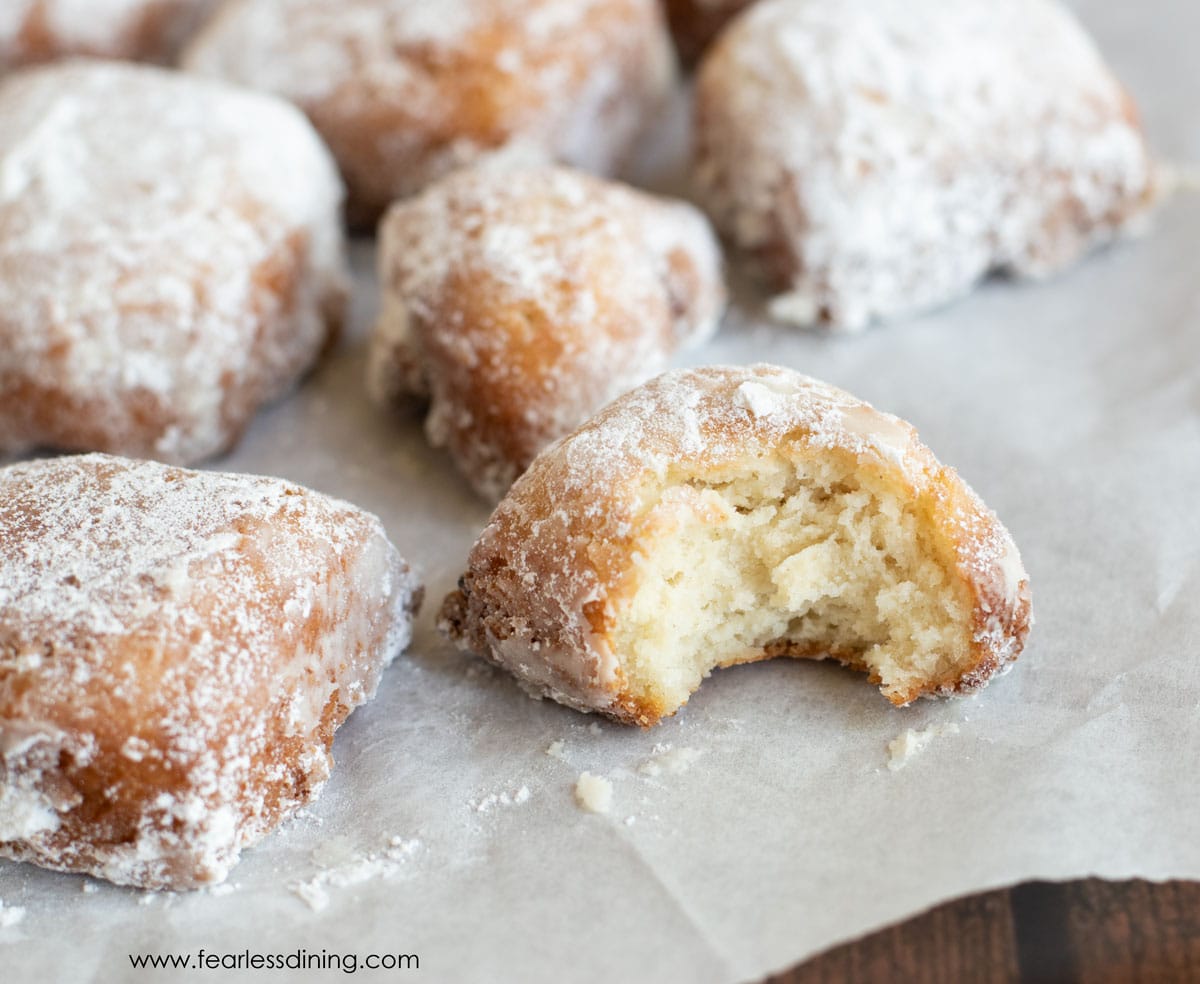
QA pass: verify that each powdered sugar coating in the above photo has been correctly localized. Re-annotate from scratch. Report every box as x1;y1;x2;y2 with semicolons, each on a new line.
0;60;348;463
440;365;1030;721
0;454;422;889
368;164;726;501
693;0;1156;329
183;0;676;223
0;0;220;70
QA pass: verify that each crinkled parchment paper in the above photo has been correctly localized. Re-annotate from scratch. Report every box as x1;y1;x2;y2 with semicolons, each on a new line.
2;1;1197;979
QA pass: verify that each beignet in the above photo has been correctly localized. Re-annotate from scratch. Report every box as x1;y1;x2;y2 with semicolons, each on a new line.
184;0;676;225
692;0;1156;330
0;454;421;889
441;365;1031;726
368;164;725;502
0;60;347;464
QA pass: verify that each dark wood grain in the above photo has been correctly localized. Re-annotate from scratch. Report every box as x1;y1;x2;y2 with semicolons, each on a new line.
764;880;1200;984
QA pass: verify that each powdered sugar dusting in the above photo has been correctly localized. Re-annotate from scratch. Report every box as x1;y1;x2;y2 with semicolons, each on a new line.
0;454;421;890
693;0;1155;329
369;164;725;501
560;365;923;485
639;744;704;777
0;60;347;463
0;898;26;928
887;723;960;771
291;835;423;911
469;786;532;813
734;379;792;419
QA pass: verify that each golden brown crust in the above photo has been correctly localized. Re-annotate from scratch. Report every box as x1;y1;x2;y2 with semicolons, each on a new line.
0;455;421;889
440;365;1031;726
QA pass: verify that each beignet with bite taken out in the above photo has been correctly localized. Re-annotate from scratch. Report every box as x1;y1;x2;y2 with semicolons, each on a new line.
441;365;1030;726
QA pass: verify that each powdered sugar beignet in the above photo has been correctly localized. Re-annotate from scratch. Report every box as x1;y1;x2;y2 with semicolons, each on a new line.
184;0;675;224
0;60;347;464
369;164;725;502
441;365;1031;726
692;0;1156;330
0;454;422;890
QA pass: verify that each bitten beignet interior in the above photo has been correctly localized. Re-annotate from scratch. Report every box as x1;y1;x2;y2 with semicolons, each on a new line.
611;453;977;715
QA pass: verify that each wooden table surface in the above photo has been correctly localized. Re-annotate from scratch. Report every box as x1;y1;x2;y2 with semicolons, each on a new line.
765;880;1200;984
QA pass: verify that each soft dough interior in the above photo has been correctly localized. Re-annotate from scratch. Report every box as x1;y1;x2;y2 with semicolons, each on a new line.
611;452;973;713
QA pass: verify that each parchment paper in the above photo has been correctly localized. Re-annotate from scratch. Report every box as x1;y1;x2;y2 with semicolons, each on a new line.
2;1;1198;980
